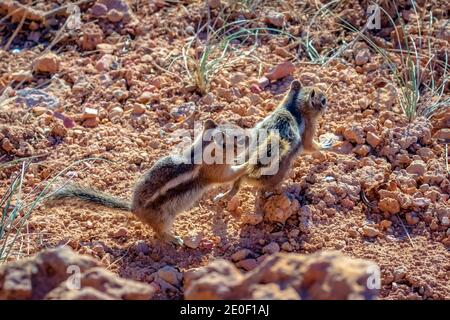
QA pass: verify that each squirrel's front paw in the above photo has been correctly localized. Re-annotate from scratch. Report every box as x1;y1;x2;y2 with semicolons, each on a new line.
319;138;334;150
319;133;340;150
213;193;226;203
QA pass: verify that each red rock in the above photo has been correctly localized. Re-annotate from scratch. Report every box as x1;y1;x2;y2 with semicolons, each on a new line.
366;132;381;147
262;242;280;254
265;11;285;28
406;160;427;176
112;227;127;238
95;54;114;72
355;49;370;65
231;249;253;262
137;91;152;104
132;104;146;115
362;225;379;237
265;62;295;81
433;128;450;141
33;52;60;73
208;0;221;9
299;72;320;86
107;9;123;22
2;138;14;152
91;3;108;16
81;23;104;51
236;259;258;271
378;197;400;214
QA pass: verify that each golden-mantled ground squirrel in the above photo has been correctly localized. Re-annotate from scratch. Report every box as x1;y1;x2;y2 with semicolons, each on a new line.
214;80;330;214
51;119;248;246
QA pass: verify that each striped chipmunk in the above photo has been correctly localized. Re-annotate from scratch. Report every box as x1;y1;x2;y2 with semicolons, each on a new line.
213;79;332;214
50;119;248;246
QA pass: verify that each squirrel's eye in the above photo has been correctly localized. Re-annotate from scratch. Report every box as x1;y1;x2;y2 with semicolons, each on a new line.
320;97;327;106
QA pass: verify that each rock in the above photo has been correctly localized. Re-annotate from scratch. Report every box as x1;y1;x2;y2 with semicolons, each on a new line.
231;249;253;262
47;267;154;300
416;147;434;161
184;259;245;299
362;225;379;238
99;0;135;23
183;233;203;249
137;91;153;104
207;0;221;9
353;144;371;157
433;128;450;141
112;227;127;238
263;193;299;224
405;212;420;225
281;242;293;252
32;106;47;116
299;72;320;86
341;197;355;209
132;104;146;115
262;242;280;255
92;243;105;256
83;118;98;128
265;11;285;28
33;52;60;73
107;9;123;22
343;127;365;144
230;72;246;86
95;54;114;72
412;197;430;210
16;88;60;109
366;132;381;147
184;251;379;300
135;241;150;255
393;266;407;281
241;211;263;225
380;220;392;229
82;107;98;119
113;89;128;102
81;23;104;51
265;62;295;81
109;106;124;119
51;123;67;137
2;138;14;152
378;197;400;214
355;49;370;65
406;160;427;176
201;92;215;105
256;76;270;89
156;266;182;287
170;102;196;121
0;247;153;300
236;259;258;271
91;3;108;16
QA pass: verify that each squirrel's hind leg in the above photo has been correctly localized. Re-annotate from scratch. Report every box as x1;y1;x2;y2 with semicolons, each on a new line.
213;178;242;203
146;212;184;247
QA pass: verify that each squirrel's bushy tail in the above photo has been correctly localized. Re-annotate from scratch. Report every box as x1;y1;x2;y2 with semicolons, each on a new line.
247;131;290;179
50;185;131;211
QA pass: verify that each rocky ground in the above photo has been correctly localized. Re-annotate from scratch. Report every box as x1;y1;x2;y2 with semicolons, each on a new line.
0;0;449;300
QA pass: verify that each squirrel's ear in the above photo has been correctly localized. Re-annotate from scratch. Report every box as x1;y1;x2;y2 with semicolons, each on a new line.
310;88;316;99
290;80;301;91
204;119;217;130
